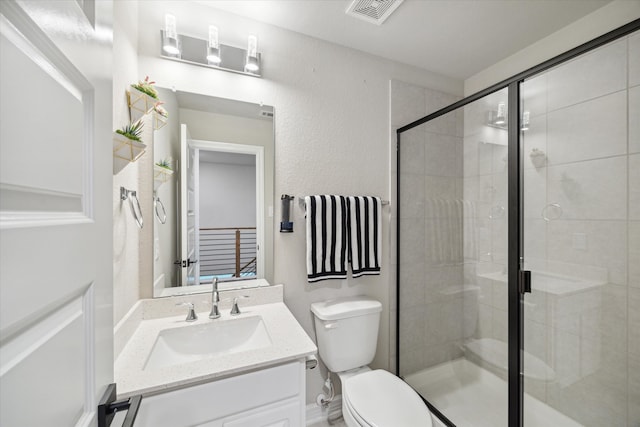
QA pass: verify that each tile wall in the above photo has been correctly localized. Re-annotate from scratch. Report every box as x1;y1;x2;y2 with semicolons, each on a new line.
392;80;465;377
515;33;640;426
395;30;640;426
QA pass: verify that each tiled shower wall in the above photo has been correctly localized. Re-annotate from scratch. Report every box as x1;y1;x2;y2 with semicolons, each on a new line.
394;29;639;426
517;33;640;426
391;80;464;376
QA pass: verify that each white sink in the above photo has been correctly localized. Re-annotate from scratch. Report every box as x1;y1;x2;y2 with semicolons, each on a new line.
144;316;272;370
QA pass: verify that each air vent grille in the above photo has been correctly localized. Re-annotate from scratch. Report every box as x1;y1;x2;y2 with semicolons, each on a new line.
345;0;404;25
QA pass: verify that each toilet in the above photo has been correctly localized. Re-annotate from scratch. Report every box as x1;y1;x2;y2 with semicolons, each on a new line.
311;296;433;427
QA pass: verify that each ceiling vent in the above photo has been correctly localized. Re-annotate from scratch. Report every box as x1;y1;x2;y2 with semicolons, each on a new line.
345;0;404;25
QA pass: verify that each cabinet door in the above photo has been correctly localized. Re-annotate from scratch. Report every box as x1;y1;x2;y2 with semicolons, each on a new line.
221;398;301;427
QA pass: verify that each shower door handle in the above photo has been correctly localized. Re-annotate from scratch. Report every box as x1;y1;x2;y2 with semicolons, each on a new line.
519;270;532;294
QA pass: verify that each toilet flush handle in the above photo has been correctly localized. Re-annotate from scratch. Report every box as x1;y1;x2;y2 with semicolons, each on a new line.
323;322;338;329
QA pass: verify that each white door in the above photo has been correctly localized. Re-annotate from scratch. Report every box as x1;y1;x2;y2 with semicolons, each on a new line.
180;124;198;286
0;1;113;427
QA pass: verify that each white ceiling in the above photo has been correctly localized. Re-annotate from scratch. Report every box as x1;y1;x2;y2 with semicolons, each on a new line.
196;0;612;80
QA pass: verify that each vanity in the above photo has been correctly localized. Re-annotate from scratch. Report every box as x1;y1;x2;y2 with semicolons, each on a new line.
114;283;317;427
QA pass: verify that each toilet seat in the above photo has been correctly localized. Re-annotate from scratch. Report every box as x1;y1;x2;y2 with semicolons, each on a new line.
342;369;433;427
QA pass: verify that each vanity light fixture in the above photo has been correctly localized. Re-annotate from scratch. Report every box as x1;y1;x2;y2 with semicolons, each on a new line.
162;14;180;55
159;22;262;77
206;25;221;64
245;35;259;72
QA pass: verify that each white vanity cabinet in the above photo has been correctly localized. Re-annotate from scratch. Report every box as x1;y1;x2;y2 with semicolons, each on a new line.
132;360;306;427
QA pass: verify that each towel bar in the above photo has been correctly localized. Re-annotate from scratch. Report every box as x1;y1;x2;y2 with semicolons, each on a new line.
298;196;389;207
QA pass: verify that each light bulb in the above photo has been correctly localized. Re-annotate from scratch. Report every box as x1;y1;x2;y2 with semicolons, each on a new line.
207;25;221;64
245;35;259;72
521;111;530;131
495;102;506;125
162;14;180;55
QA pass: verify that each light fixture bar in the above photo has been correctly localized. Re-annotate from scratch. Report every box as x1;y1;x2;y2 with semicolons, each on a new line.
160;31;261;78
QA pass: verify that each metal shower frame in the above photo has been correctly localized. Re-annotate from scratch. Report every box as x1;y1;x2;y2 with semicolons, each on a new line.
395;18;640;427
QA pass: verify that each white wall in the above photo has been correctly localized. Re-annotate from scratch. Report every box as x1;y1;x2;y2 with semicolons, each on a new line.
199;161;256;228
135;0;462;403
465;0;640;95
113;0;155;324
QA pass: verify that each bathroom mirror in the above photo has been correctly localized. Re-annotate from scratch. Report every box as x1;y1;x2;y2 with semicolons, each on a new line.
152;87;274;297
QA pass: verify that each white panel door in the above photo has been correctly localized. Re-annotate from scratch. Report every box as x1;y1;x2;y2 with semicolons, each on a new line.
0;1;113;426
180;124;198;286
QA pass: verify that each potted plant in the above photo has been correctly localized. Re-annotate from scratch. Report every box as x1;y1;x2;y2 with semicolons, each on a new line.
128;76;159;121
154;157;174;185
152;101;169;130
113;120;146;163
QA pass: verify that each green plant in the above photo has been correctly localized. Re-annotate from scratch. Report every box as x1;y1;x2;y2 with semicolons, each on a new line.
155;158;173;170
131;76;158;99
116;120;144;142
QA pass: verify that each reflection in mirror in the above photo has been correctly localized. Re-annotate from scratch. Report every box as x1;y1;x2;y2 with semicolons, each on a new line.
152;88;274;298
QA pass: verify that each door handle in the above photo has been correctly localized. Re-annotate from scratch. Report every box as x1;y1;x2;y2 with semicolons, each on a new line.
187;259;198;266
519;270;532;294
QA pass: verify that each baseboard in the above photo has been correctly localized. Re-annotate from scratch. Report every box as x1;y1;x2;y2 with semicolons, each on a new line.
306;394;342;425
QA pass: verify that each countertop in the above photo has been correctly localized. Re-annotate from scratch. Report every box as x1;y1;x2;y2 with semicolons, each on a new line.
114;301;317;398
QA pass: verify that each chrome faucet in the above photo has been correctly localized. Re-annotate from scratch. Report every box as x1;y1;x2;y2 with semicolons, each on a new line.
176;302;197;322
209;277;221;319
230;295;249;316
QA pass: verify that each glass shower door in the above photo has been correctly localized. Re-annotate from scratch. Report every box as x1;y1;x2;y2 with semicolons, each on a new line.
521;31;639;427
398;87;510;427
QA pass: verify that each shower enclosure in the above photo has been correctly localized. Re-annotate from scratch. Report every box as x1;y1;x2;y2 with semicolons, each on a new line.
396;20;640;427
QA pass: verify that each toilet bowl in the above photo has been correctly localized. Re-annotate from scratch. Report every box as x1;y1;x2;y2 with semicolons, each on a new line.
311;296;433;427
339;368;433;427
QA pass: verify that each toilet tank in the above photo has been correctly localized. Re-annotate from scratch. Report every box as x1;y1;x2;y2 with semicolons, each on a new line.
311;296;382;373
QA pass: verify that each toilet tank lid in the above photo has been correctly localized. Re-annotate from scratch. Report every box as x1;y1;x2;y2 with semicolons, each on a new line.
311;296;382;321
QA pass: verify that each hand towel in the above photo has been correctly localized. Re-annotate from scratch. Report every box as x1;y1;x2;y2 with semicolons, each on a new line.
348;196;381;277
306;195;349;282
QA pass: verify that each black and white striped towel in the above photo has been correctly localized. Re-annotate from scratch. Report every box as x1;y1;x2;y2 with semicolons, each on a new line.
305;195;349;282
348;196;381;278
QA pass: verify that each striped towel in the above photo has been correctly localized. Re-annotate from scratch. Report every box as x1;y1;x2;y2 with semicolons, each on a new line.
348;196;381;278
305;195;349;282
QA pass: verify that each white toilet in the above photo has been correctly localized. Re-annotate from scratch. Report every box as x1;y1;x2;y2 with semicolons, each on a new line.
311;296;433;427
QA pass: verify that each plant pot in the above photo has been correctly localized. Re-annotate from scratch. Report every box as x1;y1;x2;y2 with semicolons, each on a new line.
128;87;158;122
153;164;174;187
113;131;146;163
153;111;168;130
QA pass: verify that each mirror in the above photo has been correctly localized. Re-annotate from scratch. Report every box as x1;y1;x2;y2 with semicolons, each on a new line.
152;87;274;297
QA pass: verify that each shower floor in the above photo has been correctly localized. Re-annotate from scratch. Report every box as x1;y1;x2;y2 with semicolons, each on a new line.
404;358;582;427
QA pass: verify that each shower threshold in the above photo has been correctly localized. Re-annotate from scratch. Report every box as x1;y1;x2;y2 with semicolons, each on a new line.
404;358;582;427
